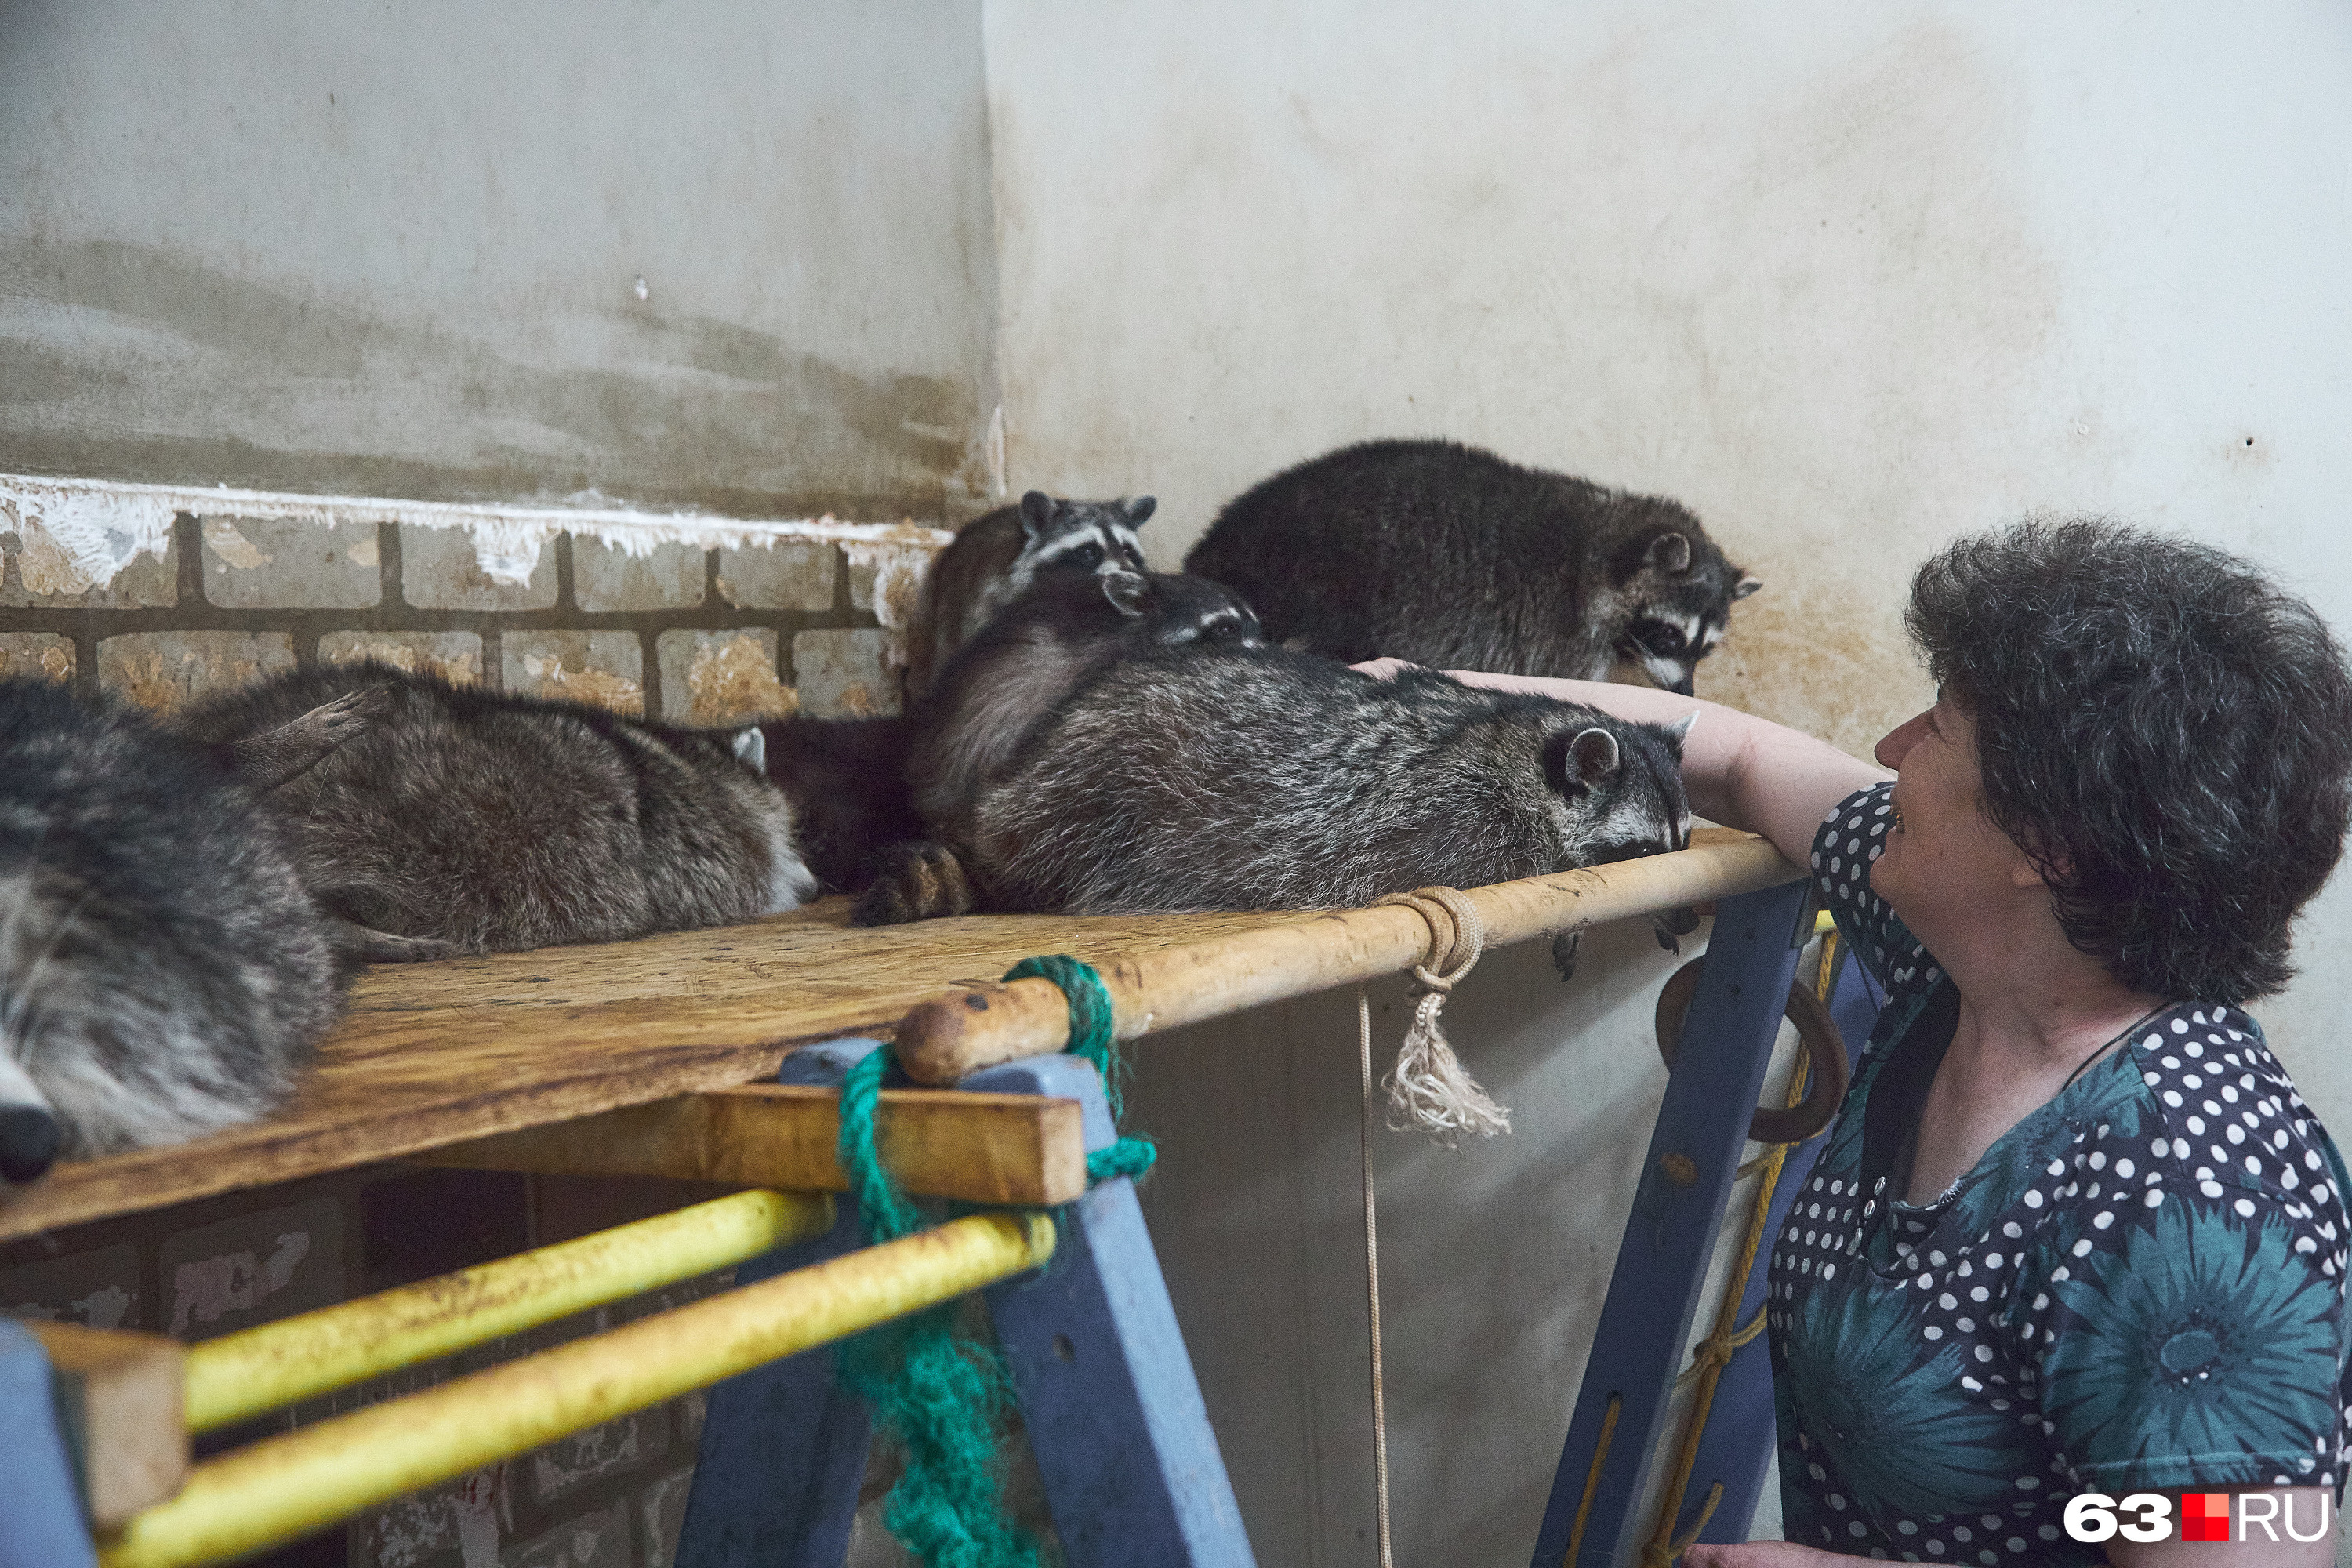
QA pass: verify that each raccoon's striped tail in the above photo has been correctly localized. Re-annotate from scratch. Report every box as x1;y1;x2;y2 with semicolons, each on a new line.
850;841;979;927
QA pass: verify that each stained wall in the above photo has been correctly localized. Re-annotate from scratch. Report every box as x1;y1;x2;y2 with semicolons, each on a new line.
985;2;2352;1561
0;0;1001;521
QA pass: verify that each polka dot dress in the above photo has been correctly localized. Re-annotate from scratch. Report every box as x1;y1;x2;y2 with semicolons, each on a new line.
1766;783;2352;1563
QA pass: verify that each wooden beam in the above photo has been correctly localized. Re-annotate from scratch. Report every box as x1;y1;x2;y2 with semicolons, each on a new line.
416;1084;1090;1207
893;829;1801;1084
27;1322;187;1530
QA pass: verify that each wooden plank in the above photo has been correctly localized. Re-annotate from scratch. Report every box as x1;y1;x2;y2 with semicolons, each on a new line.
27;1322;187;1531
893;829;1798;1083
416;1085;1089;1207
0;832;1787;1243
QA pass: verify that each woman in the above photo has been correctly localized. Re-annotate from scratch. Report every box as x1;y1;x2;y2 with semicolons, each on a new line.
1405;520;2352;1564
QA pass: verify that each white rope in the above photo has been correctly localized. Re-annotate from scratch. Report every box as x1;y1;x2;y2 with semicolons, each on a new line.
1359;985;1396;1568
1373;887;1510;1143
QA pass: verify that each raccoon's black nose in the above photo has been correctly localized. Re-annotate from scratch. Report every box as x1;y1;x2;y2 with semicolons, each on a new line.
1666;672;1695;697
0;1103;62;1183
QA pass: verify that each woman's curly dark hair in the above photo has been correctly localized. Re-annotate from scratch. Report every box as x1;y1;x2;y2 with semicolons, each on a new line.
1907;518;2352;1004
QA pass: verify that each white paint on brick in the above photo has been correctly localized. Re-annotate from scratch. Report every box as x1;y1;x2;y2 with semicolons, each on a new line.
0;470;949;592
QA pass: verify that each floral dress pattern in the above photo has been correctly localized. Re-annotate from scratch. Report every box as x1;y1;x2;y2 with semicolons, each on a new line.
1767;782;2352;1563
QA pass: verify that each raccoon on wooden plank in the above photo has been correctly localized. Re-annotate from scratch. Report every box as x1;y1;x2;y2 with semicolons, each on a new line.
857;640;1695;923
175;663;819;960
1184;438;1759;695
910;489;1155;691
0;678;344;1180
853;568;1264;926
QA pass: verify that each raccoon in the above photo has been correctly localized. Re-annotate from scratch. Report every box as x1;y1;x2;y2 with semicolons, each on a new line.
175;663;818;960
853;569;1264;925
1184;438;1760;695
859;644;1694;923
752;714;919;894
910;489;1155;691
1;679;344;1179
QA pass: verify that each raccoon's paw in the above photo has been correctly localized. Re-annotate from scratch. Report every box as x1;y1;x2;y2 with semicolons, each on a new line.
1550;929;1581;983
1650;905;1700;955
850;842;976;927
329;918;464;964
232;684;390;791
315;683;393;742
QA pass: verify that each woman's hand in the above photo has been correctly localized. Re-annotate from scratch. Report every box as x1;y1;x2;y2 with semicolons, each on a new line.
1349;656;1424;682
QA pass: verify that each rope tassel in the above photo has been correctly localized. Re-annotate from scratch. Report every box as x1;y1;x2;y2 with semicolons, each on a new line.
1373;887;1511;1143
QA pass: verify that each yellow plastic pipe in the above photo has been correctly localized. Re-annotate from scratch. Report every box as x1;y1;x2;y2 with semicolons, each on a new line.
183;1187;833;1435
102;1210;1054;1568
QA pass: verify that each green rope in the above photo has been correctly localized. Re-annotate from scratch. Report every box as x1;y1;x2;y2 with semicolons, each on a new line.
1004;954;1158;1182
827;955;1156;1566
833;1044;1039;1568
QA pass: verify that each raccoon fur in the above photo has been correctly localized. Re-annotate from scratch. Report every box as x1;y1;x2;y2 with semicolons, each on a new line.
854;569;1263;925
175;663;818;960
753;714;919;894
1185;438;1759;695
910;489;1155;691
860;644;1694;922
0;678;344;1179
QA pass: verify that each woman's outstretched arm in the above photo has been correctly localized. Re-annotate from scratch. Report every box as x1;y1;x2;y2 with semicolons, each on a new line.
1358;663;1889;869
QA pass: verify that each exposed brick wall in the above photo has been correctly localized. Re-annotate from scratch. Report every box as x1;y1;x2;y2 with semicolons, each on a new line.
0;512;906;724
0;510;965;1563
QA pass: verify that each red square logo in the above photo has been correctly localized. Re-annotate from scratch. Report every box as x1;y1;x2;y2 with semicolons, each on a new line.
2180;1492;2230;1541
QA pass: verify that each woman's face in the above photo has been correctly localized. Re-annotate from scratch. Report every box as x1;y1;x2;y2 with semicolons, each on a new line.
1869;694;2038;924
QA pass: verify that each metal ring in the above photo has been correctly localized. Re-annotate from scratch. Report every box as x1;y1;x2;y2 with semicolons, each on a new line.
1653;956;1850;1145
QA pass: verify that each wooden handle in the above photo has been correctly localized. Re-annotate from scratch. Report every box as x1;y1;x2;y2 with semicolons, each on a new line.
27;1322;187;1530
419;1084;1090;1207
1653;956;1850;1144
893;831;1799;1085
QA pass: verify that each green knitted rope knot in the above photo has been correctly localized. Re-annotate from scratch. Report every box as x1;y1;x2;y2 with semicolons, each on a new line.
1004;954;1156;1182
824;954;1155;1567
834;1042;1038;1568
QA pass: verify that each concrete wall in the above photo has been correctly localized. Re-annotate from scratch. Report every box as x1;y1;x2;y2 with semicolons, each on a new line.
0;0;1000;521
987;2;2352;1559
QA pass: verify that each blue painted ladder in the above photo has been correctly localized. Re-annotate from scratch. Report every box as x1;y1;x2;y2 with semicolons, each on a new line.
1530;881;1881;1566
677;1037;1255;1568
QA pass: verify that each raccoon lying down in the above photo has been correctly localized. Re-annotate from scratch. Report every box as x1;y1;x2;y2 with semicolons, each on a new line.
858;575;1696;923
176;664;818;960
1;678;344;1178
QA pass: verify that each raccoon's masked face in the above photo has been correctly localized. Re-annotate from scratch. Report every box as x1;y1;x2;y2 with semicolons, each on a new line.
1016;491;1153;583
1102;572;1265;649
1541;715;1696;866
1612;530;1761;696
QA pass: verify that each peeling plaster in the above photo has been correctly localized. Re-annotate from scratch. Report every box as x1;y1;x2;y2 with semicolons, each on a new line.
0;471;950;593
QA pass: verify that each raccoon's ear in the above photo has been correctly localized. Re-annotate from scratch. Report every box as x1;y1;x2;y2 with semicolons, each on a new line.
1018;490;1056;539
1544;727;1622;794
1645;532;1693;574
732;727;768;773
1732;575;1762;599
1120;495;1156;527
1102;571;1152;618
1662;711;1699;750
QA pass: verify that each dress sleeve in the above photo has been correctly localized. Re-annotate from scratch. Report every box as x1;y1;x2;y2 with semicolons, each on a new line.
2012;1023;2352;1494
1811;782;1930;991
